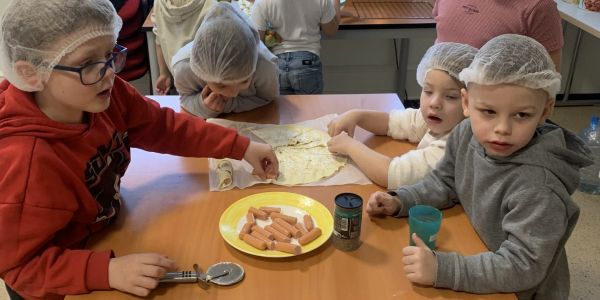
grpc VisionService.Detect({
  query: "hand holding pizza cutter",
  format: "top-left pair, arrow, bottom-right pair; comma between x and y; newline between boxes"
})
159,262 -> 244,288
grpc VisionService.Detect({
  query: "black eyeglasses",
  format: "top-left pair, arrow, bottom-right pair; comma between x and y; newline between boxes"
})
53,44 -> 127,85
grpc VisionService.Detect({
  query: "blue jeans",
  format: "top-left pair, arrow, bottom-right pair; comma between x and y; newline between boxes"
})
277,51 -> 323,95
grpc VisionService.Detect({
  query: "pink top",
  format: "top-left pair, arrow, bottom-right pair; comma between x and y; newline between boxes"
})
433,0 -> 563,53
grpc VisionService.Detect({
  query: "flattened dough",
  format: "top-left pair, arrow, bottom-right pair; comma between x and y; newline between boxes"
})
251,125 -> 346,185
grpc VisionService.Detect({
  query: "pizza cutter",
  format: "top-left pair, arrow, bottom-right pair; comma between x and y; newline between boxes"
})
159,262 -> 245,287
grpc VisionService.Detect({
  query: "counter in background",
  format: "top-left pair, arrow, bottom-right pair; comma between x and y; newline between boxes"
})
555,0 -> 600,103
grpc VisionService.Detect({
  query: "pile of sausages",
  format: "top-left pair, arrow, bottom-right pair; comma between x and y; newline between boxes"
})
238,206 -> 322,255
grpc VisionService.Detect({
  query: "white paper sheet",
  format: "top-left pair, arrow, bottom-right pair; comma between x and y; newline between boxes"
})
208,114 -> 372,191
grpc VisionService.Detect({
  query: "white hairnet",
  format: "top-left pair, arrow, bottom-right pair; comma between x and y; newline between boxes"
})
190,2 -> 259,84
0,0 -> 122,92
459,34 -> 561,97
416,42 -> 477,87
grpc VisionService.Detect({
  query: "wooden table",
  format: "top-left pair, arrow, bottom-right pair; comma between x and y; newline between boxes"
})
68,94 -> 515,300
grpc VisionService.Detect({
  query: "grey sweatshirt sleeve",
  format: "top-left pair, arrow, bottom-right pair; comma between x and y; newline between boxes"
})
172,53 -> 279,119
434,187 -> 569,293
391,123 -> 463,217
172,59 -> 219,118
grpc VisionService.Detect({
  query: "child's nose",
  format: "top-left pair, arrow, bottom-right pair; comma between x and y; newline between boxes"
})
494,119 -> 512,136
429,95 -> 442,109
104,65 -> 116,78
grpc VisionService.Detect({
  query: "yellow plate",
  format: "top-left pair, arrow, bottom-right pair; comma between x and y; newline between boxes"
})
219,192 -> 333,257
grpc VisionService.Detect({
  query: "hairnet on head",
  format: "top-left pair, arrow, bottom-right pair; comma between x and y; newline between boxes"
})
416,42 -> 477,87
0,0 -> 122,92
459,34 -> 561,97
190,2 -> 259,84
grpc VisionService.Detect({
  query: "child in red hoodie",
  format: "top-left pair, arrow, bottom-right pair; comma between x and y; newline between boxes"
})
0,0 -> 278,299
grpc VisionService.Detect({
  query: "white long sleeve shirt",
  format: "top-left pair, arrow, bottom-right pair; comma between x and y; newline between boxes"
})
386,108 -> 449,189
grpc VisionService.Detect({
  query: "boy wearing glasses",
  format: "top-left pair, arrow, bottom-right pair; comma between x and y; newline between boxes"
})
0,0 -> 278,298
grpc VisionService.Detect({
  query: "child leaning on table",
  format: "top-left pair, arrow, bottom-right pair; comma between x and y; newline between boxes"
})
152,0 -> 217,95
327,42 -> 477,189
0,0 -> 278,299
171,2 -> 279,119
366,34 -> 592,300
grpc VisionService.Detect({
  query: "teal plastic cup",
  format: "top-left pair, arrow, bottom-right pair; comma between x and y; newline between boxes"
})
408,205 -> 442,250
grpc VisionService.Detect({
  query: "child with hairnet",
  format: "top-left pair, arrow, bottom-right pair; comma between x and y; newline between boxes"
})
327,42 -> 476,189
250,0 -> 341,94
366,34 -> 591,299
0,0 -> 278,298
172,2 -> 279,119
152,0 -> 217,95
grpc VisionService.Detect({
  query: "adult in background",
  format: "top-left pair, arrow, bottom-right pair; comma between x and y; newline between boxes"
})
433,0 -> 563,70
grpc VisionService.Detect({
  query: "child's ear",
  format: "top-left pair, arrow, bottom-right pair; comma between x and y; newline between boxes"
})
461,87 -> 470,117
13,61 -> 44,90
540,96 -> 555,124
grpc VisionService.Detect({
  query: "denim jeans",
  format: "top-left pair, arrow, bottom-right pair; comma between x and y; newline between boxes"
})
276,51 -> 323,95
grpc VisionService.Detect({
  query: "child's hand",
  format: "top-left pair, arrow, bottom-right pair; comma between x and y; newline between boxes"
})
108,253 -> 177,297
327,131 -> 357,155
244,141 -> 279,180
402,233 -> 437,286
366,191 -> 400,216
264,30 -> 283,49
155,74 -> 172,95
327,110 -> 359,137
201,85 -> 229,112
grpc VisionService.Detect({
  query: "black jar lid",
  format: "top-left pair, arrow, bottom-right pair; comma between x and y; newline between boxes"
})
335,193 -> 363,209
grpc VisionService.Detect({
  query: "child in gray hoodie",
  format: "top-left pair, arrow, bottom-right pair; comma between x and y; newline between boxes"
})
366,34 -> 592,300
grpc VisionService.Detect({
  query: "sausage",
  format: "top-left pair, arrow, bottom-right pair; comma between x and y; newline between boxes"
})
246,212 -> 256,224
240,233 -> 267,250
270,221 -> 291,237
264,225 -> 291,242
251,225 -> 274,240
270,212 -> 297,225
298,228 -> 322,246
259,206 -> 281,215
294,223 -> 308,237
238,222 -> 253,239
249,207 -> 269,220
250,231 -> 275,250
303,214 -> 314,231
274,218 -> 301,238
274,241 -> 301,255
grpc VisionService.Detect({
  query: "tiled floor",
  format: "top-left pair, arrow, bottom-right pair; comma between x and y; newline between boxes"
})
551,106 -> 600,300
2,96 -> 599,299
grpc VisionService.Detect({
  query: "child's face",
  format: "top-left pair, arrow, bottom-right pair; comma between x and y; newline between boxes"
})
206,76 -> 252,98
462,83 -> 554,157
419,69 -> 465,136
34,36 -> 116,123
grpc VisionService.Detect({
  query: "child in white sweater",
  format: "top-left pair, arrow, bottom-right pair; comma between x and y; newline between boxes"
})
327,42 -> 476,189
